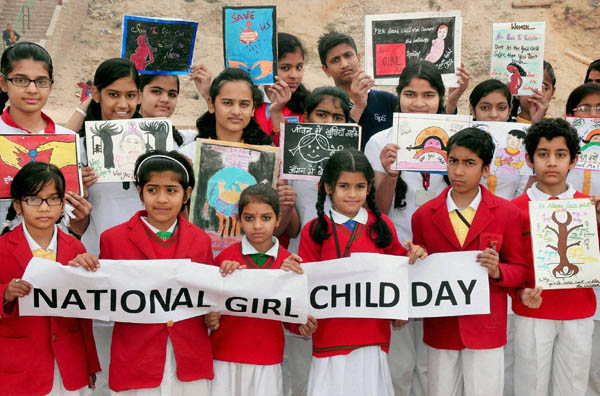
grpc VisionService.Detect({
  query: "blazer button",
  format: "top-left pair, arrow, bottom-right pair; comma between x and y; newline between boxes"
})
167,320 -> 174,328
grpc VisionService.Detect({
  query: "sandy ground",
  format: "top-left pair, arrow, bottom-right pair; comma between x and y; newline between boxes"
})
44,0 -> 600,129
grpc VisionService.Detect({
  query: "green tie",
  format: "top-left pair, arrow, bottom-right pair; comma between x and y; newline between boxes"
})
156,231 -> 173,241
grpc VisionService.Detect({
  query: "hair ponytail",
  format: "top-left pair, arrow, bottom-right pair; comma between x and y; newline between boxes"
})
309,181 -> 330,243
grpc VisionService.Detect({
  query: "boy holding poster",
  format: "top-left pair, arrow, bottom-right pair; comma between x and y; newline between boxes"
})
411,128 -> 529,396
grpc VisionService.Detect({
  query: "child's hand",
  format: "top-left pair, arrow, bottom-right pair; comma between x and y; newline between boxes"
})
277,179 -> 296,210
64,191 -> 92,223
527,88 -> 550,124
392,319 -> 409,328
590,196 -> 600,225
88,373 -> 96,389
69,253 -> 100,272
282,254 -> 303,274
405,240 -> 427,264
477,248 -> 501,280
204,312 -> 221,331
4,278 -> 32,303
380,144 -> 400,177
446,63 -> 470,114
298,315 -> 318,337
267,76 -> 292,113
520,286 -> 543,309
219,260 -> 246,277
190,64 -> 212,101
350,71 -> 374,110
80,166 -> 98,197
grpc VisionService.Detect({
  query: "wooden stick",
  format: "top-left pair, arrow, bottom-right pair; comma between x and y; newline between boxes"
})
512,0 -> 552,7
565,49 -> 593,66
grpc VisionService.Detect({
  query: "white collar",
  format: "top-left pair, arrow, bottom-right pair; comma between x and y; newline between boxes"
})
330,207 -> 368,225
141,217 -> 178,235
23,223 -> 57,253
241,235 -> 279,258
527,182 -> 576,201
446,186 -> 482,212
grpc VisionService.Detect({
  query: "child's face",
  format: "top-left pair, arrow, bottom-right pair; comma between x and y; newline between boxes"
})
526,137 -> 576,188
399,77 -> 440,114
447,146 -> 489,195
472,90 -> 510,122
208,80 -> 254,140
0,59 -> 52,116
92,76 -> 139,121
13,181 -> 63,236
322,43 -> 360,85
587,69 -> 600,85
240,201 -> 280,253
140,76 -> 178,118
307,96 -> 346,123
137,170 -> 190,230
278,49 -> 304,93
541,70 -> 555,104
572,93 -> 600,118
325,171 -> 369,218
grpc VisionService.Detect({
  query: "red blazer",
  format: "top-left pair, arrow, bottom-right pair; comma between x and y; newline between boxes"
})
100,211 -> 214,392
411,186 -> 528,350
0,225 -> 100,396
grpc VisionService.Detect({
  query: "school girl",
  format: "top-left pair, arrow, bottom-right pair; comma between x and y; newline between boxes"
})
0,162 -> 100,396
584,59 -> 600,84
510,60 -> 555,124
297,149 -> 426,396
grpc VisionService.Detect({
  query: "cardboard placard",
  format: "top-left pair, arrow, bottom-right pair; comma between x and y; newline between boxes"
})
473,121 -> 532,176
566,117 -> 600,171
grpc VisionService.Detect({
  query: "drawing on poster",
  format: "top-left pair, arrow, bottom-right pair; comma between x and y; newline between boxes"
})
121,15 -> 198,75
566,117 -> 600,171
222,6 -> 277,85
0,134 -> 82,199
280,123 -> 361,180
365,11 -> 461,87
530,199 -> 600,289
473,121 -> 532,176
190,139 -> 279,253
85,119 -> 173,182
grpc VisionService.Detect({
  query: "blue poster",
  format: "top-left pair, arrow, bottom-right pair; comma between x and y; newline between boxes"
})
222,6 -> 277,85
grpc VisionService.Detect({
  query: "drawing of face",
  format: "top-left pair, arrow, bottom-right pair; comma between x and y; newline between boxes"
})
399,77 -> 440,114
506,134 -> 523,150
438,26 -> 448,39
140,75 -> 179,118
295,134 -> 333,163
208,80 -> 254,140
507,64 -> 517,74
322,43 -> 360,85
137,35 -> 147,46
121,133 -> 145,156
277,49 -> 304,93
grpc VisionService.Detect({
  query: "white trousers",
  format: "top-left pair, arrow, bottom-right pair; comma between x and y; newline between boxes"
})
587,320 -> 600,396
90,323 -> 112,396
504,314 -> 515,396
282,330 -> 312,396
47,361 -> 89,396
513,315 -> 594,396
211,360 -> 282,396
388,319 -> 428,396
428,346 -> 504,396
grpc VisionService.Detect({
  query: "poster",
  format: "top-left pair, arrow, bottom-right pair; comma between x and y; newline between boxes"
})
530,198 -> 600,289
85,118 -> 174,183
392,113 -> 472,173
222,6 -> 277,85
0,134 -> 82,200
490,21 -> 545,96
473,121 -> 532,176
280,122 -> 361,181
365,11 -> 462,87
566,117 -> 600,171
190,139 -> 280,253
121,15 -> 198,75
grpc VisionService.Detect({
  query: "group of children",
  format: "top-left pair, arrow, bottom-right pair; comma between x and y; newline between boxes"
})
1,24 -> 600,396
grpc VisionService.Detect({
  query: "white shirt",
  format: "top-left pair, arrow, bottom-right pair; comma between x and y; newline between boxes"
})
329,207 -> 368,225
527,182 -> 576,201
141,216 -> 178,235
23,223 -> 57,254
241,235 -> 279,257
446,186 -> 482,212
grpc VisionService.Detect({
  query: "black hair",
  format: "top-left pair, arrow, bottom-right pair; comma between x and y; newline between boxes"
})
544,60 -> 556,88
138,74 -> 184,146
238,183 -> 280,218
510,60 -> 556,120
508,129 -> 527,140
566,83 -> 600,115
195,68 -> 272,145
317,31 -> 358,67
524,118 -> 580,162
469,79 -> 512,115
305,86 -> 351,121
278,32 -> 310,115
585,59 -> 600,84
310,149 -> 392,249
446,127 -> 495,167
1,42 -> 53,80
2,162 -> 65,235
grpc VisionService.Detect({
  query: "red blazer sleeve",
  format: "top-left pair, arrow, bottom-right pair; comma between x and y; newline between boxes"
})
411,210 -> 425,248
496,205 -> 528,288
298,220 -> 322,263
383,216 -> 408,256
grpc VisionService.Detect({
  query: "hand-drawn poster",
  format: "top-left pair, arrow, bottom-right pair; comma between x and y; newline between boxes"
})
85,119 -> 174,183
280,122 -> 361,181
365,11 -> 462,87
190,139 -> 280,253
530,199 -> 600,289
472,121 -> 532,176
566,117 -> 600,171
490,22 -> 545,96
222,6 -> 277,85
0,134 -> 82,200
392,113 -> 472,173
121,15 -> 198,75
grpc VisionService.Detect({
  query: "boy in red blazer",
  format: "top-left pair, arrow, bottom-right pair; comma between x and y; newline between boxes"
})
411,127 -> 528,396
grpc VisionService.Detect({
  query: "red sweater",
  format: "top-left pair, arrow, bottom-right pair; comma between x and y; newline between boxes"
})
511,192 -> 597,320
211,242 -> 292,365
298,210 -> 407,358
254,102 -> 303,147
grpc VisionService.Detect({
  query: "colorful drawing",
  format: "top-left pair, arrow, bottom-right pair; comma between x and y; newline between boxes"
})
506,62 -> 526,96
0,134 -> 82,200
222,6 -> 277,85
424,24 -> 448,64
566,117 -> 600,171
129,34 -> 154,70
190,139 -> 279,253
85,119 -> 173,183
530,199 -> 600,289
473,121 -> 532,176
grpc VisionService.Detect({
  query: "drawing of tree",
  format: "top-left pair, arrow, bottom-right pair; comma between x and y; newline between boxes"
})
90,122 -> 123,169
139,121 -> 169,150
545,211 -> 584,278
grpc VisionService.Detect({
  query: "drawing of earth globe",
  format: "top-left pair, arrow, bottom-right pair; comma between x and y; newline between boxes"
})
207,167 -> 256,217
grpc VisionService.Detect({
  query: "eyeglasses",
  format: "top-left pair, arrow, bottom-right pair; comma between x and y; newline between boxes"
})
573,106 -> 600,114
22,196 -> 63,206
4,76 -> 53,88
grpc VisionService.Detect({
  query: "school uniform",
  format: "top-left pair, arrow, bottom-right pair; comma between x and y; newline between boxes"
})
354,90 -> 398,150
411,185 -> 528,396
254,99 -> 303,147
99,210 -> 213,394
511,183 -> 596,396
298,207 -> 406,396
0,224 -> 100,396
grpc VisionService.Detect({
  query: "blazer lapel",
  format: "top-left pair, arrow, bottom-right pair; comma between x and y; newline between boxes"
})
9,226 -> 32,273
174,215 -> 192,260
56,229 -> 76,265
129,216 -> 158,259
462,188 -> 495,249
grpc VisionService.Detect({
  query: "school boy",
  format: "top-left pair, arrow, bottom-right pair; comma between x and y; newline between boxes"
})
411,127 -> 528,396
511,118 -> 600,396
